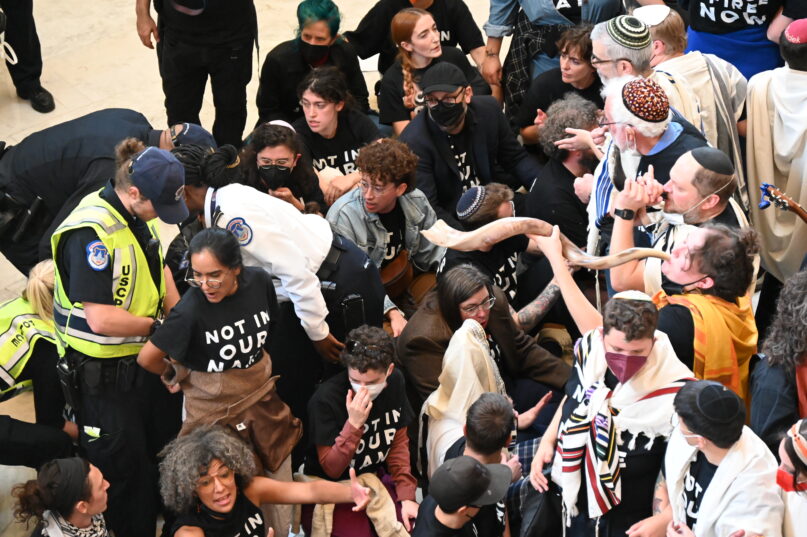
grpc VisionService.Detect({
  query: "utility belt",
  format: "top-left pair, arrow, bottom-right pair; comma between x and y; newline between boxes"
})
0,190 -> 46,241
57,351 -> 141,409
316,233 -> 347,282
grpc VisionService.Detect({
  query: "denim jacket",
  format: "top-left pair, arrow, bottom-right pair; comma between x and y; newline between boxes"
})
326,188 -> 446,313
484,0 -> 622,37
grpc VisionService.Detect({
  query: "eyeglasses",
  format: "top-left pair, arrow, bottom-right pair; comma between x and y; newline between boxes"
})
299,99 -> 331,111
590,56 -> 629,67
597,118 -> 624,128
186,276 -> 224,289
460,295 -> 496,315
424,86 -> 467,108
670,414 -> 701,439
197,466 -> 235,492
346,340 -> 390,358
359,180 -> 394,195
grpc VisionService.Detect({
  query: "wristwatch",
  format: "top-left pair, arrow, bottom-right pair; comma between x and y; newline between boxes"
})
614,208 -> 636,221
149,319 -> 162,336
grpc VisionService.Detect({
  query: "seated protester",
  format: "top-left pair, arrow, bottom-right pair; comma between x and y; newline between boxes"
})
779,419 -> 807,537
240,122 -> 326,214
255,0 -> 369,126
397,264 -> 570,430
539,223 -> 759,402
303,326 -> 419,535
137,229 -> 302,536
608,146 -> 752,295
439,184 -> 534,306
379,8 -> 490,135
514,24 -> 604,151
174,145 -> 386,465
661,381 -> 783,537
12,457 -> 110,537
633,5 -> 748,198
422,320 -> 547,476
159,425 -> 370,537
345,0 -> 486,76
412,456 -> 511,537
293,67 -> 381,206
399,63 -> 542,228
750,270 -> 807,455
1,261 -> 75,469
327,139 -> 445,335
587,73 -> 706,260
528,291 -> 694,537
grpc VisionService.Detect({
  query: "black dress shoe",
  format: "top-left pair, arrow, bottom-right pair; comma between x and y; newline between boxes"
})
18,86 -> 55,113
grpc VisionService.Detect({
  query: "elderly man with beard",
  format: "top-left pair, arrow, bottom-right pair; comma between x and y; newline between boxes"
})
398,62 -> 541,229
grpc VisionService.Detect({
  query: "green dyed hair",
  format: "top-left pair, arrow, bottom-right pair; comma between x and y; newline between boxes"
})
296,0 -> 341,39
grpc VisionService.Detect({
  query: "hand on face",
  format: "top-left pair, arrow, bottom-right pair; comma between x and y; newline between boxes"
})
346,385 -> 373,430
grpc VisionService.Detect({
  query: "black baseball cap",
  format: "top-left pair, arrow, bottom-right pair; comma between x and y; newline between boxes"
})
420,62 -> 469,94
171,123 -> 217,148
128,147 -> 189,224
429,456 -> 511,513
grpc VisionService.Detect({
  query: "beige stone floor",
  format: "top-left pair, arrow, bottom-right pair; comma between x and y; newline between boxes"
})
0,0 -> 493,534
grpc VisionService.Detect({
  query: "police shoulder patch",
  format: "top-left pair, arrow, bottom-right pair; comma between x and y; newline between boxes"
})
86,240 -> 109,271
226,217 -> 253,246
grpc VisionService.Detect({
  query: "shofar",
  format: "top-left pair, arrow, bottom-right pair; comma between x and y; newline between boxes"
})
421,217 -> 670,270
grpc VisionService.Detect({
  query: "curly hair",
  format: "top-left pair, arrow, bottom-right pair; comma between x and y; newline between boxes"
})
159,425 -> 257,514
341,325 -> 395,373
695,224 -> 759,303
539,93 -> 599,161
762,270 -> 807,376
602,297 -> 658,341
355,138 -> 418,191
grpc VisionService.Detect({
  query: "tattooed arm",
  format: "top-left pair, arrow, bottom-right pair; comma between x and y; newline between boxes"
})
653,472 -> 670,514
625,471 -> 672,537
510,281 -> 562,332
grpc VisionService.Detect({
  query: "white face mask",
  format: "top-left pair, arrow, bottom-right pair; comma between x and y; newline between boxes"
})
350,381 -> 387,401
661,211 -> 685,226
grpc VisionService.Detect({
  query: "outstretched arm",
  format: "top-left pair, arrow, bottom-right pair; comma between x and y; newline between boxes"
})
245,468 -> 370,511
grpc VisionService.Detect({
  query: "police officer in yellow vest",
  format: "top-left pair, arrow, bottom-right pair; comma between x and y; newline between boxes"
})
0,260 -> 76,468
51,139 -> 187,537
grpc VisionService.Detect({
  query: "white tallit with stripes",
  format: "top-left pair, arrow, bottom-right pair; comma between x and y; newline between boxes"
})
551,329 -> 694,524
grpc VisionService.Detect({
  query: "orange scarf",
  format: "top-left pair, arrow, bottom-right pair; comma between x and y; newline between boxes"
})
653,291 -> 757,401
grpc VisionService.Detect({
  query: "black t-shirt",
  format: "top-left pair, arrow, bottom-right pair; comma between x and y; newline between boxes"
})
150,267 -> 277,372
293,108 -> 381,175
682,451 -> 717,528
305,368 -> 414,480
527,159 -> 589,247
157,0 -> 257,45
447,127 -> 481,192
682,0 -> 785,34
377,202 -> 406,269
439,235 -> 528,304
412,495 -> 467,537
378,47 -> 490,125
443,438 -> 507,537
56,183 -> 162,307
345,0 -> 485,75
559,350 -> 669,532
171,490 -> 265,537
515,67 -> 603,131
554,0 -> 583,24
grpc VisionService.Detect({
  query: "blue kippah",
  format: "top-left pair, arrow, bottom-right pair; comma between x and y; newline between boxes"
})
456,187 -> 487,221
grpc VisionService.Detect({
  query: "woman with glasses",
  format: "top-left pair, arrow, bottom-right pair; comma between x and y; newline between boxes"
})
240,122 -> 326,214
137,227 -> 303,535
397,263 -> 571,434
255,0 -> 370,126
159,425 -> 370,537
378,8 -> 490,136
293,67 -> 381,206
303,325 -> 419,536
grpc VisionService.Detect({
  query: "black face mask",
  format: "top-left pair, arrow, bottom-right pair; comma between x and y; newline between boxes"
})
661,275 -> 707,296
428,101 -> 466,131
258,165 -> 292,190
299,40 -> 330,65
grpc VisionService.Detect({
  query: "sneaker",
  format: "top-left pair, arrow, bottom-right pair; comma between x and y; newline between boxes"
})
18,86 -> 55,113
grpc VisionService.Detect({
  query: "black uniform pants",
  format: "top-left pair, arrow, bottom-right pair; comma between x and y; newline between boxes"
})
73,354 -> 182,537
158,32 -> 253,147
268,236 -> 385,467
0,414 -> 73,468
0,0 -> 42,95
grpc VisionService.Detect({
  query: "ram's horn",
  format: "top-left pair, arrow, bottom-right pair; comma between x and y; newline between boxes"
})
421,217 -> 670,271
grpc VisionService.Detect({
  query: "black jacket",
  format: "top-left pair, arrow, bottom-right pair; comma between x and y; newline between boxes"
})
256,38 -> 370,126
399,96 -> 542,227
